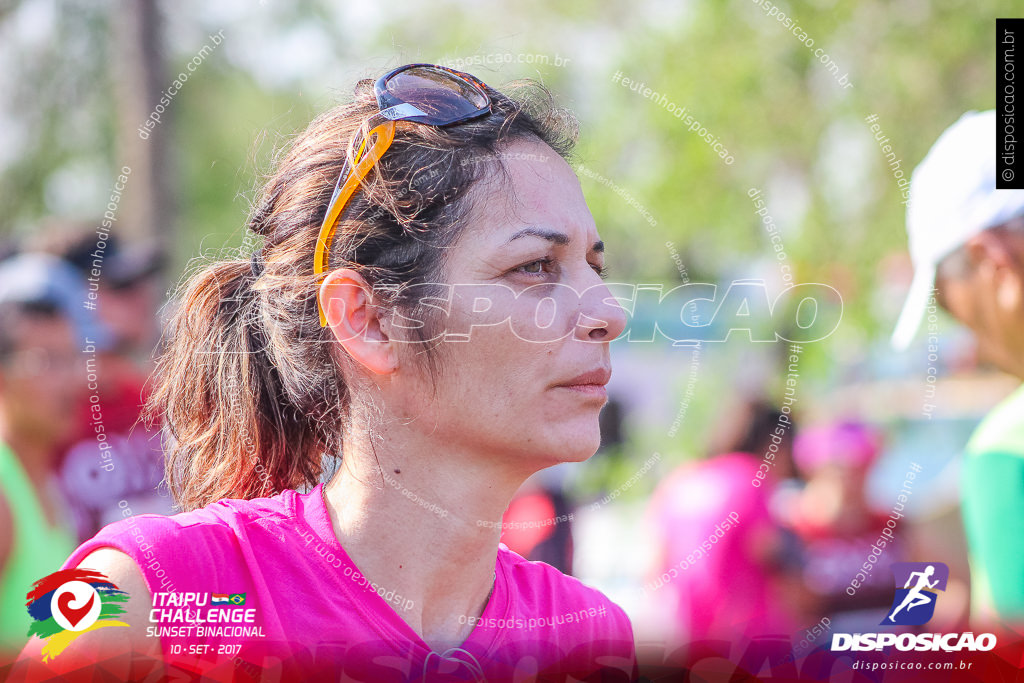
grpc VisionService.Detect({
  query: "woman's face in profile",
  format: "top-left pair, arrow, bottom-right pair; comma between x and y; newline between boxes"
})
394,137 -> 627,471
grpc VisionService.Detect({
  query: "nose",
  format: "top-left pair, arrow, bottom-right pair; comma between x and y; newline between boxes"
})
575,281 -> 627,342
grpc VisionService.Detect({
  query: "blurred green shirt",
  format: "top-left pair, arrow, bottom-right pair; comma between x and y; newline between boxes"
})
0,442 -> 76,653
962,384 -> 1024,623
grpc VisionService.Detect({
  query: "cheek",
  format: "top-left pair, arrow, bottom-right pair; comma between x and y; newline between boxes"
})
431,291 -> 572,417
464,327 -> 543,396
435,333 -> 549,430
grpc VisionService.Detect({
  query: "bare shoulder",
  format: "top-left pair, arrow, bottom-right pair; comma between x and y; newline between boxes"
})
16,548 -> 162,678
77,547 -> 157,643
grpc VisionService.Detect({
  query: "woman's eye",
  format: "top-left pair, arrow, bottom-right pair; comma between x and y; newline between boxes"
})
515,258 -> 552,276
512,258 -> 608,279
523,260 -> 544,273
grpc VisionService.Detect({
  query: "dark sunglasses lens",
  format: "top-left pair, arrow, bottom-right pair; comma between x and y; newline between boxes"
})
383,66 -> 488,124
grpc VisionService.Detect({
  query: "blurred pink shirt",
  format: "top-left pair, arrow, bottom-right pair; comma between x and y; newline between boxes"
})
60,484 -> 635,681
647,453 -> 796,645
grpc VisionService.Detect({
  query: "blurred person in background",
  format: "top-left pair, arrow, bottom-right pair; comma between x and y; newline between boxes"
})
892,110 -> 1024,627
0,254 -> 88,653
646,399 -> 805,655
29,222 -> 171,539
500,468 -> 575,574
789,421 -> 905,634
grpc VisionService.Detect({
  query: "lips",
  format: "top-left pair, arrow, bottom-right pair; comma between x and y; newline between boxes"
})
554,366 -> 611,390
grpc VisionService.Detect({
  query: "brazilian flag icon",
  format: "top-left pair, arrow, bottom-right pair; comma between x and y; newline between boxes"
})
229,593 -> 246,606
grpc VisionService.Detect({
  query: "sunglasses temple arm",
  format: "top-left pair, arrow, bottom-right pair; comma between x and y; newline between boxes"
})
314,119 -> 397,326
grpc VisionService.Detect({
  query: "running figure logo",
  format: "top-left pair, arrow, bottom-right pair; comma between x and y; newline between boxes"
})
882,562 -> 949,626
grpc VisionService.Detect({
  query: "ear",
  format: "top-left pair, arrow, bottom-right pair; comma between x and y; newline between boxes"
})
319,269 -> 398,375
967,231 -> 1024,311
966,230 -> 1014,272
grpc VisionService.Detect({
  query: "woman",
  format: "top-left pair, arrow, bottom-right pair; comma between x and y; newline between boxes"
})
24,64 -> 635,681
645,401 -> 802,653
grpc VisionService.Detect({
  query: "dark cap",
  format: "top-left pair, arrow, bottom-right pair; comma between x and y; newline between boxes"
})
60,234 -> 166,290
0,253 -> 114,347
30,220 -> 166,290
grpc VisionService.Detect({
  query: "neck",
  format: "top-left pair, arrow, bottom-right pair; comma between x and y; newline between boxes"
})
322,414 -> 534,652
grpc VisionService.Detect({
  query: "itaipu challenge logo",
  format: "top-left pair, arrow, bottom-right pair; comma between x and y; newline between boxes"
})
25,568 -> 130,660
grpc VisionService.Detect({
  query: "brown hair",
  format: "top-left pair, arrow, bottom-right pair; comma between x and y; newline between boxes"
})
145,74 -> 578,510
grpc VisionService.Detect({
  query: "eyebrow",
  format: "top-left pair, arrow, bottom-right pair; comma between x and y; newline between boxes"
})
504,227 -> 604,253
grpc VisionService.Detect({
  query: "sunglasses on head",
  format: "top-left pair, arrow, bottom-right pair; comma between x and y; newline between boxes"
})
314,63 -> 493,326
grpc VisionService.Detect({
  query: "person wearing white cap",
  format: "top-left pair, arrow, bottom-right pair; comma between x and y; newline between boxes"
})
0,255 -> 87,652
895,109 -> 1024,625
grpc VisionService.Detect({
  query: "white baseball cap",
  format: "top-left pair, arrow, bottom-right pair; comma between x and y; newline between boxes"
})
892,110 -> 1024,350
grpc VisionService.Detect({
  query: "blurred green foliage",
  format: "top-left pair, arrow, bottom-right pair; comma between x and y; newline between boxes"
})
0,0 -> 1003,486
1,0 -> 998,309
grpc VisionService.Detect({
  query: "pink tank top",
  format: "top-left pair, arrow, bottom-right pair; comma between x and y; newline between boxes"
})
61,484 -> 635,681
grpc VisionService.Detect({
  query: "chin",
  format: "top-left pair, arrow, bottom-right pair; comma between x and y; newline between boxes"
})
548,425 -> 603,464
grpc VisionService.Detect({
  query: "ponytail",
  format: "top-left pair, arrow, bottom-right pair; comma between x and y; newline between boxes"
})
147,260 -> 335,510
